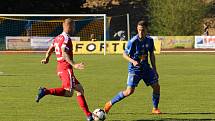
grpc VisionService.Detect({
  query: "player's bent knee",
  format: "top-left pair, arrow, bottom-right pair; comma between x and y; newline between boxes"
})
64,90 -> 74,97
124,89 -> 135,96
74,84 -> 85,96
129,89 -> 135,95
76,88 -> 84,96
151,83 -> 160,93
76,91 -> 84,96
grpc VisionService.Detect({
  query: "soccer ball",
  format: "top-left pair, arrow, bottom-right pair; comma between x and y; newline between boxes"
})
92,108 -> 106,121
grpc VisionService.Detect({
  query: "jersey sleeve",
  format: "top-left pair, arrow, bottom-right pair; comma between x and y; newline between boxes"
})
124,40 -> 133,55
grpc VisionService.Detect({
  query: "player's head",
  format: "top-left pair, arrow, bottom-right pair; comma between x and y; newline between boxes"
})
63,18 -> 75,35
137,20 -> 148,38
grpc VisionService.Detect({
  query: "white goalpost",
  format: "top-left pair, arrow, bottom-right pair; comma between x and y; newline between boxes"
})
0,14 -> 107,55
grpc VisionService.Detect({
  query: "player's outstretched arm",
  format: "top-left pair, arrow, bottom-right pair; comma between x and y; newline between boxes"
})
61,45 -> 85,70
123,52 -> 139,66
41,46 -> 55,64
150,51 -> 159,78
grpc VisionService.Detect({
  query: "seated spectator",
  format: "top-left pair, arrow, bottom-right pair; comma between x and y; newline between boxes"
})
90,34 -> 97,41
114,30 -> 126,41
203,23 -> 209,36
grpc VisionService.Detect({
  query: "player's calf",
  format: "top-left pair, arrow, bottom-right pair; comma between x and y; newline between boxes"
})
123,88 -> 135,96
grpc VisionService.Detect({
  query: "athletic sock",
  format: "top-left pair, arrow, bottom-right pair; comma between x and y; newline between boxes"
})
152,93 -> 160,109
111,91 -> 125,105
77,95 -> 91,117
45,88 -> 65,96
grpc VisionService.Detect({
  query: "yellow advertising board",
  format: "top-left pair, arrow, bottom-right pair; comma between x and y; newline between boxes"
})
106,41 -> 127,54
159,36 -> 194,49
72,41 -> 102,54
72,40 -> 161,54
153,37 -> 161,54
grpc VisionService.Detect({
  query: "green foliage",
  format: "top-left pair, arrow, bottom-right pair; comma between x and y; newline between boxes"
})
0,54 -> 215,120
148,0 -> 207,35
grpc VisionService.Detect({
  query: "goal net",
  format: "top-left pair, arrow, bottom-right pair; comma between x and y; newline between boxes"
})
0,14 -> 106,52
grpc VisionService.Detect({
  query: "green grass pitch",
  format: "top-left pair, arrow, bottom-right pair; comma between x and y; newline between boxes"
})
0,53 -> 215,121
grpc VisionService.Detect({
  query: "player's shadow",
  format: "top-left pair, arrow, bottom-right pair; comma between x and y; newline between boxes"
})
0,74 -> 31,76
111,112 -> 215,115
0,74 -> 17,76
134,118 -> 215,121
133,112 -> 215,121
0,85 -> 20,87
109,112 -> 215,121
162,112 -> 215,115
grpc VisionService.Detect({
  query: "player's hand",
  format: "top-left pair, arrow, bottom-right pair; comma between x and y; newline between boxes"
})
41,58 -> 49,64
73,62 -> 85,70
132,60 -> 139,67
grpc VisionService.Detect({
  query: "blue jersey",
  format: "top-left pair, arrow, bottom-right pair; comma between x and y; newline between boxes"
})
124,35 -> 155,73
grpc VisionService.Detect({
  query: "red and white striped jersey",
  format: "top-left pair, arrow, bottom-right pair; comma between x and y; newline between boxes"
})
51,32 -> 73,63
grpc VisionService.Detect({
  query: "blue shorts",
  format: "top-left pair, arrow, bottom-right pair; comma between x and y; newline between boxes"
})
127,69 -> 158,87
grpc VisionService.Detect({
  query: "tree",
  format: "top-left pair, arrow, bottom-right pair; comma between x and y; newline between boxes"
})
148,0 -> 207,35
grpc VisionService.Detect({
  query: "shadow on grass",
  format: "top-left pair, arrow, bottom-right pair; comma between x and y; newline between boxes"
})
0,74 -> 17,76
109,119 -> 214,121
0,74 -> 32,77
110,112 -> 215,115
134,118 -> 215,121
0,74 -> 31,76
162,112 -> 215,115
0,85 -> 20,87
109,119 -> 215,121
109,112 -> 215,121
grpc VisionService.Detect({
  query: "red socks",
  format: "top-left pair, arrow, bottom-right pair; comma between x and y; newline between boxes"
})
44,88 -> 91,117
77,95 -> 91,117
45,88 -> 65,96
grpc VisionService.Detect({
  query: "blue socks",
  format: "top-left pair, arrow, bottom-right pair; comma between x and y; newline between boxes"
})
111,91 -> 125,105
110,91 -> 160,108
152,93 -> 160,108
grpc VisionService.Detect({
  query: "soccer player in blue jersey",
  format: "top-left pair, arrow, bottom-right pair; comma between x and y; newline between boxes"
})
104,20 -> 161,114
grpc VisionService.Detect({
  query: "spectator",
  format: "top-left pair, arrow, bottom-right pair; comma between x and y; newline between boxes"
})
90,34 -> 97,41
114,30 -> 126,41
203,23 -> 209,36
25,21 -> 32,36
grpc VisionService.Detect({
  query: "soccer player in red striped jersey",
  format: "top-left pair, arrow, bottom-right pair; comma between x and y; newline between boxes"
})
36,18 -> 94,121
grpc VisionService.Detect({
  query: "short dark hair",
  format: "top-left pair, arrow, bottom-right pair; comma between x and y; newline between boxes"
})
137,20 -> 147,27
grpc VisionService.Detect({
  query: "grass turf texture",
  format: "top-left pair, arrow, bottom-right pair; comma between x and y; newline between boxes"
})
0,54 -> 215,121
